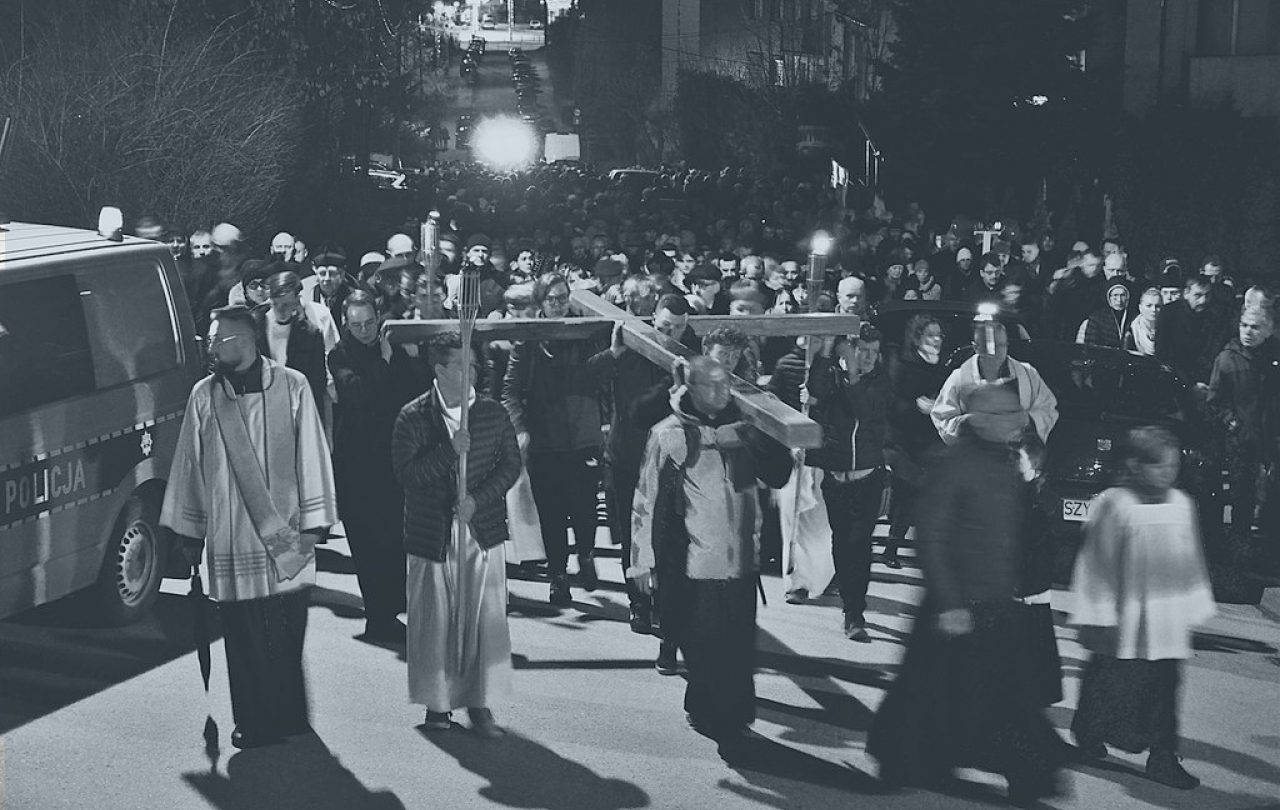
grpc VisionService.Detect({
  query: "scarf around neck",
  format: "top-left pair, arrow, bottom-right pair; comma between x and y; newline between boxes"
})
211,361 -> 308,581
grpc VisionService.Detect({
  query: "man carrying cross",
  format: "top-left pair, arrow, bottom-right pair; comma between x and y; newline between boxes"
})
629,355 -> 792,754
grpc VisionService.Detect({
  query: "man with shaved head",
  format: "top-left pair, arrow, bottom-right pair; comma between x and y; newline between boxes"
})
629,352 -> 791,759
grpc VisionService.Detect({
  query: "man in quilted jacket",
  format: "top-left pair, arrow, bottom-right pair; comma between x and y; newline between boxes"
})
392,333 -> 522,738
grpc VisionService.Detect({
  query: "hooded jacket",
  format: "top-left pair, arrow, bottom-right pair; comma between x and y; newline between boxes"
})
804,352 -> 891,472
1207,336 -> 1280,460
1078,289 -> 1133,349
630,394 -> 791,589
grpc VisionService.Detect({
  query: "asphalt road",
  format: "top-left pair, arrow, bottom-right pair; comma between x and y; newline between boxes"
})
436,38 -> 566,165
3,525 -> 1279,810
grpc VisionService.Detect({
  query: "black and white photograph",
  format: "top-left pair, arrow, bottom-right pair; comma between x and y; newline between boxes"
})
1,1 -> 1279,808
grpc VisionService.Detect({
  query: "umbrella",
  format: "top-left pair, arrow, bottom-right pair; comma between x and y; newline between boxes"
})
190,565 -> 221,767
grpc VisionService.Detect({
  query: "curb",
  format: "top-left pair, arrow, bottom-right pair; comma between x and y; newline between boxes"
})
1261,586 -> 1280,624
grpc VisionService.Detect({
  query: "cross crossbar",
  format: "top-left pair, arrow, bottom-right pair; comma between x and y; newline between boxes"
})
569,290 -> 824,449
382,312 -> 860,344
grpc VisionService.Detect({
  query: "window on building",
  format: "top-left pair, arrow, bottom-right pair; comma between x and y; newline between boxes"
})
0,276 -> 96,418
1199,0 -> 1280,55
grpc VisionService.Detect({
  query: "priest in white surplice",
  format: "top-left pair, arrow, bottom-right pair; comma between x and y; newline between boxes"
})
392,333 -> 522,738
161,305 -> 338,750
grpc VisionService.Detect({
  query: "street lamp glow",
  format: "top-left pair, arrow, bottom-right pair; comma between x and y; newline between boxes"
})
811,231 -> 833,256
471,116 -> 538,170
976,301 -> 1000,321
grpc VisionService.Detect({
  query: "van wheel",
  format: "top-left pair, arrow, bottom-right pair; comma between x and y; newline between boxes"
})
90,493 -> 168,626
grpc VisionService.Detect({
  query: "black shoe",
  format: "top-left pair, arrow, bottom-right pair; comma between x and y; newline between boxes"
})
422,711 -> 452,731
1071,732 -> 1108,762
549,574 -> 572,606
364,618 -> 407,643
843,614 -> 871,642
716,727 -> 756,764
230,726 -> 281,750
881,549 -> 903,569
1007,773 -> 1063,806
655,643 -> 679,676
578,557 -> 599,590
629,606 -> 653,635
1146,750 -> 1200,789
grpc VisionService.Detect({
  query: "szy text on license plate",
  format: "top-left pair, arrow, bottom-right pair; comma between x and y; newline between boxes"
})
1062,498 -> 1094,522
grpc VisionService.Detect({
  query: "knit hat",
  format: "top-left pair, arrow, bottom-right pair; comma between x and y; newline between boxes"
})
593,257 -> 624,279
311,251 -> 346,270
386,233 -> 415,256
465,232 -> 492,251
211,222 -> 242,249
239,259 -> 273,286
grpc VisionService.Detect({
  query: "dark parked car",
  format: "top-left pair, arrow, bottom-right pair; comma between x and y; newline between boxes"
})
946,340 -> 1227,582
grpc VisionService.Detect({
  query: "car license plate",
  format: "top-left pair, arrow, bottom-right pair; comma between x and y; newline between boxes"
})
1062,498 -> 1094,522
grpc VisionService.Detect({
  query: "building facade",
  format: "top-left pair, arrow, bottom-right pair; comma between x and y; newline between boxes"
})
1125,0 -> 1280,117
659,0 -> 893,103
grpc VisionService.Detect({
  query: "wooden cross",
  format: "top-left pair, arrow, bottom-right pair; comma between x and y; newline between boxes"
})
383,292 -> 861,449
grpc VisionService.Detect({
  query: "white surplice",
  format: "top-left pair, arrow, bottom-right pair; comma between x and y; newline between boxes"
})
160,360 -> 338,602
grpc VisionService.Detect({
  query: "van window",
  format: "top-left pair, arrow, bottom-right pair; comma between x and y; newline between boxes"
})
78,260 -> 180,388
0,275 -> 97,417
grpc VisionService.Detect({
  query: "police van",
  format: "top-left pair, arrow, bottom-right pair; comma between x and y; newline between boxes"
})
0,208 -> 201,623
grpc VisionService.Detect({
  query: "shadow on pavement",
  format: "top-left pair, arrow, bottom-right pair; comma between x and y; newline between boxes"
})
184,733 -> 405,810
511,652 -> 655,671
715,734 -> 885,808
0,590 -> 215,734
422,727 -> 648,809
1191,630 -> 1278,655
316,547 -> 358,575
1066,755 -> 1280,810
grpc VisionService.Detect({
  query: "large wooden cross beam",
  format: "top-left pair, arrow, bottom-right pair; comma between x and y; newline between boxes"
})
383,312 -> 861,343
569,291 -> 829,448
381,295 -> 862,448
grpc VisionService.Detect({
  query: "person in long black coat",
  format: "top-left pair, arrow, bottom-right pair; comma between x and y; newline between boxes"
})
327,291 -> 428,640
868,383 -> 1062,804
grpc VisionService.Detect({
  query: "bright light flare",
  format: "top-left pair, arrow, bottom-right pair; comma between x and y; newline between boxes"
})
811,231 -> 833,256
472,116 -> 538,169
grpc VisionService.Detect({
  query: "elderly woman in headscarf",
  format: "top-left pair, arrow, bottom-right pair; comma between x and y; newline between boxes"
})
1077,283 -> 1132,348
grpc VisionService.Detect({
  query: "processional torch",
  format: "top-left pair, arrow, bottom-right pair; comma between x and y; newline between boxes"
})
782,231 -> 833,602
420,211 -> 444,319
455,265 -> 481,544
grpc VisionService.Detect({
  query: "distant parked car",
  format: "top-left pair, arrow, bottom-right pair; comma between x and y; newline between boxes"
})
529,18 -> 543,29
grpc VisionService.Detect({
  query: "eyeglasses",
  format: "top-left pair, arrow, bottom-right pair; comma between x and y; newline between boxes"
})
246,280 -> 268,290
348,319 -> 379,331
543,293 -> 570,304
209,334 -> 247,348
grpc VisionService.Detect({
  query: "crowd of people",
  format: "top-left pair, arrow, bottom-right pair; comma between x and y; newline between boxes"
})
138,160 -> 1279,803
